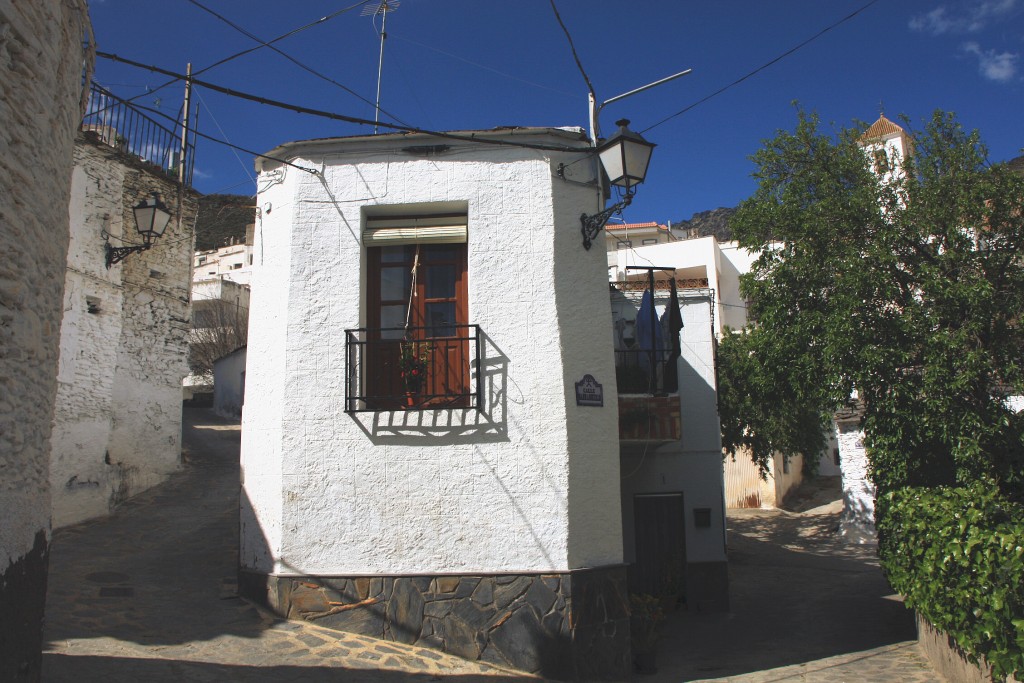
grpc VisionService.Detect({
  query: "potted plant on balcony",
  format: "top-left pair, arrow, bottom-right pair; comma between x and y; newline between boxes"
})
399,340 -> 431,406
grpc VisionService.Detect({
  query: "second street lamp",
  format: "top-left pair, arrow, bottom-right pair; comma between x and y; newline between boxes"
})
581,119 -> 656,250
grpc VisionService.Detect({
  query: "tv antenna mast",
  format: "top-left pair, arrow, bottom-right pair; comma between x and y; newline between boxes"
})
362,0 -> 400,134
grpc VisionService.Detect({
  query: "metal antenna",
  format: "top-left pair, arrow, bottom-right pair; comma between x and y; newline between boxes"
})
362,0 -> 400,134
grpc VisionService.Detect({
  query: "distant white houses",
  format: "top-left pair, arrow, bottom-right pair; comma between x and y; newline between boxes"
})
193,230 -> 255,285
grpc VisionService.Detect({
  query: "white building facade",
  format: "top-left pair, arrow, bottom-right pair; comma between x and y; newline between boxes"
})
239,127 -> 629,679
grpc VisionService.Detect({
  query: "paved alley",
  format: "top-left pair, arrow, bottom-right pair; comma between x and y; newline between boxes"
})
42,407 -> 526,682
42,408 -> 942,682
652,481 -> 941,682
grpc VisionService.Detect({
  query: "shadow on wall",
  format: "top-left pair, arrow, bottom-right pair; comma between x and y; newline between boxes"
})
350,331 -> 510,445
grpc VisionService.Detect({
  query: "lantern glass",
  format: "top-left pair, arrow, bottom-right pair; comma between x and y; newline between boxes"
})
597,119 -> 655,191
133,194 -> 172,241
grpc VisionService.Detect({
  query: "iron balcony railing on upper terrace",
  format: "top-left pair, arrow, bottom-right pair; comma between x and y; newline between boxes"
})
345,325 -> 482,412
80,82 -> 196,187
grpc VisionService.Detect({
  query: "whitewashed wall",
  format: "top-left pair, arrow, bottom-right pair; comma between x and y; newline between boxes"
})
0,0 -> 90,676
836,420 -> 876,542
241,130 -> 622,576
620,294 -> 728,566
213,347 -> 246,418
50,138 -> 196,528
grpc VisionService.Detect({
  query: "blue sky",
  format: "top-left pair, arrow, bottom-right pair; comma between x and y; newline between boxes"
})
89,0 -> 1023,223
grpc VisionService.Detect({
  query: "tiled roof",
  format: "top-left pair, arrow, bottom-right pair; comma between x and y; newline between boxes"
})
861,114 -> 904,141
606,222 -> 664,232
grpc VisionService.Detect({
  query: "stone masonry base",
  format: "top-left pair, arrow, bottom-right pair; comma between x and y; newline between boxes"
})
239,565 -> 631,681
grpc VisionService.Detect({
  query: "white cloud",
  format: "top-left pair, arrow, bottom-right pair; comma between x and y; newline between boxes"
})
910,0 -> 1018,34
962,41 -> 1020,81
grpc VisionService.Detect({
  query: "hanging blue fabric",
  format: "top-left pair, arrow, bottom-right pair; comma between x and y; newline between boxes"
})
635,289 -> 664,363
660,279 -> 684,392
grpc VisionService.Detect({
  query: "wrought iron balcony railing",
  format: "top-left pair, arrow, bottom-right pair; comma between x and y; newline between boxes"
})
615,349 -> 671,395
81,82 -> 196,187
345,325 -> 482,412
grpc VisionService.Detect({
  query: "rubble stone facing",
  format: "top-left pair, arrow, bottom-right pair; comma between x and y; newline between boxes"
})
0,0 -> 90,679
241,565 -> 631,681
51,136 -> 198,528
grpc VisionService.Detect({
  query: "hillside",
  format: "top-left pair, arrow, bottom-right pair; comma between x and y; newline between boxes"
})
194,193 -> 256,251
672,207 -> 736,242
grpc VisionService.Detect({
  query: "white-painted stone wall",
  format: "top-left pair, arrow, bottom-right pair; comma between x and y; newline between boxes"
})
0,0 -> 91,674
836,420 -> 876,542
241,129 -> 622,576
213,347 -> 246,418
50,137 -> 197,528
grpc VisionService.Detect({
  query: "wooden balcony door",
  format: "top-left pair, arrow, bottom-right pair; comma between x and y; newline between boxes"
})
367,243 -> 468,407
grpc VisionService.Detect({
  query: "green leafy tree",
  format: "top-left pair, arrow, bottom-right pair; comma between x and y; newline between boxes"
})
721,109 -> 1024,499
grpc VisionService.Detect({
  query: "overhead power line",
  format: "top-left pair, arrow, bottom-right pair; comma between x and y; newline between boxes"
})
97,52 -> 592,154
548,0 -> 595,100
120,0 -> 376,108
641,0 -> 883,134
183,0 -> 412,127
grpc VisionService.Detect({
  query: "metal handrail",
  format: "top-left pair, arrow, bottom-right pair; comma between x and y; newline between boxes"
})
344,324 -> 482,412
80,82 -> 195,187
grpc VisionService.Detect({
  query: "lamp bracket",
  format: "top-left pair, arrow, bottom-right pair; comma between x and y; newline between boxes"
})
580,193 -> 633,250
105,241 -> 152,269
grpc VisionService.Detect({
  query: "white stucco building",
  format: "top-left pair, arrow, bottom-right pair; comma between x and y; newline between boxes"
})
609,236 -> 815,509
239,126 -> 630,679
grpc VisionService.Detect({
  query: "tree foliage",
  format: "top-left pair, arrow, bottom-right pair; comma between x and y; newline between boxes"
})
721,109 -> 1024,499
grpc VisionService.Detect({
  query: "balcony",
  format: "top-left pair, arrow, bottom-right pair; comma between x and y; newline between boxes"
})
345,325 -> 482,412
616,351 -> 681,442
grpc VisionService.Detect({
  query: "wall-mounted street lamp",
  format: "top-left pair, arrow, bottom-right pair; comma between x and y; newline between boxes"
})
580,119 -> 655,250
105,193 -> 172,268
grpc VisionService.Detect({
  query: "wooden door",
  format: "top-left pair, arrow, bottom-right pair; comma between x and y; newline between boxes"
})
633,493 -> 687,601
367,243 -> 468,407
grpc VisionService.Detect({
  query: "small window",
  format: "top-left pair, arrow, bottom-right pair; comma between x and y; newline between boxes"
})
197,256 -> 207,265
86,296 -> 101,314
231,263 -> 242,270
782,457 -> 791,475
249,255 -> 253,265
617,240 -> 632,250
642,238 -> 658,246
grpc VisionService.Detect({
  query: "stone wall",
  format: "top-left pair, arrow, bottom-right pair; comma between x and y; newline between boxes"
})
0,1 -> 91,678
836,418 -> 876,542
240,566 -> 631,681
50,136 -> 197,528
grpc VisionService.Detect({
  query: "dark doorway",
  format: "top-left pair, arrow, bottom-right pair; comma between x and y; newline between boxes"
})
633,493 -> 687,601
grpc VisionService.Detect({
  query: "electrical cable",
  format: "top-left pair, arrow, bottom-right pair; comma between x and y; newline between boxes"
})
183,0 -> 413,127
642,0 -> 883,134
124,98 -> 320,175
391,33 -> 576,99
548,0 -> 596,101
112,0 -> 374,111
195,90 -> 256,185
97,52 -> 593,154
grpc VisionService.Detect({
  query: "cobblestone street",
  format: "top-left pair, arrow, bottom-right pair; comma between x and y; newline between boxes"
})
42,409 -> 942,681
